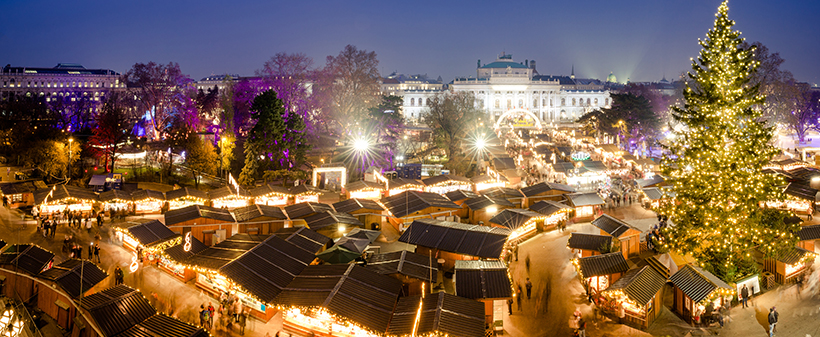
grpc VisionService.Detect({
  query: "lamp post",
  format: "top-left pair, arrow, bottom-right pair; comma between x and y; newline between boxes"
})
68,137 -> 73,179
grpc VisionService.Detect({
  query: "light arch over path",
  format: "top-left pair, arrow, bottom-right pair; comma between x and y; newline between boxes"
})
493,108 -> 543,130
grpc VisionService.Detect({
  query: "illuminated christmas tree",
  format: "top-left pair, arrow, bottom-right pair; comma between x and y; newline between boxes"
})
658,0 -> 800,282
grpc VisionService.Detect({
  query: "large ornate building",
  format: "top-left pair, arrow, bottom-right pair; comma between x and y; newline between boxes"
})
450,53 -> 611,126
380,73 -> 445,122
0,63 -> 124,103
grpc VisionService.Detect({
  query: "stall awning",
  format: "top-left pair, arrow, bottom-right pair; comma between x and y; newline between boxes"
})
489,208 -> 543,230
284,202 -> 334,220
272,227 -> 331,254
277,264 -> 403,334
669,264 -> 732,303
381,191 -> 460,218
38,259 -> 108,298
591,214 -> 638,238
567,192 -> 606,207
164,236 -> 208,263
795,224 -> 820,241
208,185 -> 252,200
219,235 -> 316,304
130,189 -> 165,201
126,220 -> 179,248
34,185 -> 99,205
775,247 -> 814,265
81,285 -> 157,337
422,174 -> 472,187
99,189 -> 132,203
576,252 -> 629,279
604,265 -> 667,306
289,184 -> 322,196
0,244 -> 54,276
387,292 -> 485,337
454,260 -> 511,300
529,200 -> 573,216
366,250 -> 438,282
183,234 -> 268,271
399,219 -> 511,259
332,198 -> 385,213
567,233 -> 613,252
249,183 -> 292,198
164,204 -> 235,226
520,182 -> 576,197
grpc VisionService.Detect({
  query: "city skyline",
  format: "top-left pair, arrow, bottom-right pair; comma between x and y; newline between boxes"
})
1,0 -> 819,84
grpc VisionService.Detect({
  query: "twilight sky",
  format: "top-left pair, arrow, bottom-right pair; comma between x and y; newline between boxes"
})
1,0 -> 818,85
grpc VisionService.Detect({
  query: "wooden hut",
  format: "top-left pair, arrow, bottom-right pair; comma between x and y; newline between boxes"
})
528,200 -> 574,231
160,236 -> 207,282
488,208 -> 545,243
37,259 -> 108,330
795,224 -> 820,252
591,214 -> 642,258
464,195 -> 515,226
519,182 -> 576,208
163,204 -> 235,246
481,186 -> 525,208
344,180 -> 386,200
284,201 -> 334,227
386,177 -> 425,196
289,184 -> 322,204
574,252 -> 629,299
601,263 -> 668,330
566,192 -> 606,220
208,185 -> 252,209
271,226 -> 331,254
387,292 -> 485,337
669,264 -> 733,325
0,179 -> 46,208
381,190 -> 461,231
112,219 -> 181,258
232,204 -> 288,235
764,247 -> 816,285
423,174 -> 473,195
567,233 -> 614,258
454,260 -> 513,325
250,182 -> 291,206
164,187 -> 209,210
332,198 -> 385,231
367,250 -> 438,296
399,219 -> 511,272
472,174 -> 509,192
130,189 -> 165,214
444,189 -> 479,219
98,190 -> 132,213
304,210 -> 364,239
33,185 -> 99,215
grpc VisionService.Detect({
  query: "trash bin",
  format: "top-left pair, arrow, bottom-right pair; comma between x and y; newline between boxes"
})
762,271 -> 775,290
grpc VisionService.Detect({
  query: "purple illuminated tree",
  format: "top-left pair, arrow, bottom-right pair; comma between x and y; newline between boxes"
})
257,53 -> 319,137
123,62 -> 194,140
47,91 -> 100,132
231,77 -> 268,135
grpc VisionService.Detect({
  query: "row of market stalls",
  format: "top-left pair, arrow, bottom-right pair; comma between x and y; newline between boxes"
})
342,171 -> 511,201
0,243 -> 207,337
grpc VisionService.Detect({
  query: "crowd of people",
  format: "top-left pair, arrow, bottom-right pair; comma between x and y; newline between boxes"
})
198,293 -> 250,334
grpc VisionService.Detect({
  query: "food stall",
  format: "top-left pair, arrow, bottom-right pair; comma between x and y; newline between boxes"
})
99,190 -> 132,212
574,252 -> 629,300
33,185 -> 98,216
600,265 -> 668,330
764,247 -> 816,285
385,178 -> 425,197
130,189 -> 165,214
344,180 -> 385,200
290,184 -> 321,204
423,174 -> 473,195
529,200 -> 574,231
566,192 -> 606,221
165,187 -> 209,210
466,196 -> 515,226
160,235 -> 207,282
0,179 -> 47,209
669,264 -> 734,325
250,183 -> 291,206
208,185 -> 252,209
112,220 -> 182,261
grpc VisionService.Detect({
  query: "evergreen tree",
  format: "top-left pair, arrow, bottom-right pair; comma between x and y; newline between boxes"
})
658,1 -> 800,282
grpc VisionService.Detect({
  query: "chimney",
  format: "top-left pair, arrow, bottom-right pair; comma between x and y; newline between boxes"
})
477,59 -> 481,68
525,60 -> 529,67
529,60 -> 537,72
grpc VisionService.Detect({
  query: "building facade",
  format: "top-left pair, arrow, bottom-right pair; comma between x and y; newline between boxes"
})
380,73 -> 445,123
450,53 -> 611,126
0,63 -> 124,103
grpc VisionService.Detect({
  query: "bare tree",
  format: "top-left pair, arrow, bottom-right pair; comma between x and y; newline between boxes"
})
423,91 -> 483,163
317,45 -> 381,136
123,62 -> 194,140
257,52 -> 319,136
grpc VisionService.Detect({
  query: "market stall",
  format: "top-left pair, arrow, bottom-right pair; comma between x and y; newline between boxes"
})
472,169 -> 510,192
208,185 -> 252,209
528,200 -> 574,231
160,235 -> 207,282
444,190 -> 479,219
164,204 -> 235,246
366,250 -> 438,296
574,252 -> 629,300
423,174 -> 473,195
284,201 -> 334,227
0,179 -> 47,209
271,226 -> 331,254
385,177 -> 425,196
591,214 -> 642,258
381,191 -> 462,232
481,186 -> 525,208
398,219 -> 511,272
250,182 -> 291,207
165,187 -> 209,210
600,265 -> 668,330
386,292 -> 485,337
113,220 -> 182,261
33,185 -> 99,215
290,184 -> 322,204
764,247 -> 816,285
489,208 -> 545,244
566,192 -> 606,221
277,264 -> 403,337
130,189 -> 165,214
344,180 -> 385,200
519,181 -> 576,208
796,224 -> 820,252
669,264 -> 734,325
466,195 -> 515,226
567,233 -> 614,258
233,204 -> 288,235
332,198 -> 386,231
99,189 -> 132,213
304,210 -> 364,239
454,260 -> 513,325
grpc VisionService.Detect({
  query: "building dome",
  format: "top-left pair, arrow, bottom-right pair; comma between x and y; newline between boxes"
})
606,72 -> 617,83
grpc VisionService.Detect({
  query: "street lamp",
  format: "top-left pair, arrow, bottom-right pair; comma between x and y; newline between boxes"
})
68,138 -> 73,179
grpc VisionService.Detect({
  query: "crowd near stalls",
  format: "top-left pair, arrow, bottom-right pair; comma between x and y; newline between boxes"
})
208,185 -> 252,209
250,182 -> 292,206
33,185 -> 98,215
0,179 -> 47,208
165,187 -> 209,210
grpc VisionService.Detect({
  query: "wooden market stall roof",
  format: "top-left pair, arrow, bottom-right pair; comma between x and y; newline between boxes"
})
388,177 -> 425,190
641,187 -> 664,200
784,182 -> 820,202
249,182 -> 292,198
464,195 -> 514,211
489,208 -> 544,230
129,189 -> 165,201
344,180 -> 385,192
366,250 -> 439,283
289,184 -> 322,196
481,186 -> 524,199
182,233 -> 269,271
422,174 -> 472,187
81,284 -> 157,337
284,202 -> 334,220
34,184 -> 99,204
529,200 -> 573,216
774,247 -> 815,264
381,190 -> 460,218
232,204 -> 287,222
276,264 -> 404,334
399,219 -> 511,259
219,235 -> 317,304
332,198 -> 385,213
164,186 -> 209,201
669,264 -> 732,303
566,192 -> 606,207
0,244 -> 55,276
164,204 -> 235,226
796,224 -> 820,241
520,182 -> 576,197
208,185 -> 253,200
387,292 -> 485,337
304,211 -> 364,231
454,260 -> 512,300
576,252 -> 629,279
591,214 -> 640,238
99,189 -> 133,203
444,190 -> 479,203
636,175 -> 666,188
0,179 -> 46,195
125,220 -> 179,247
116,313 -> 209,337
38,259 -> 108,298
604,264 -> 667,306
567,233 -> 613,252
272,227 -> 331,254
163,236 -> 208,263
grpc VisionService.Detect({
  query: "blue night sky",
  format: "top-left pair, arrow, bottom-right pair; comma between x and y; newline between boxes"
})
1,0 -> 818,84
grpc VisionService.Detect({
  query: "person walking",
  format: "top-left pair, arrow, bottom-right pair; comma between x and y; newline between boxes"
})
513,245 -> 519,262
516,285 -> 522,311
768,306 -> 778,337
114,266 -> 124,285
208,302 -> 215,328
740,284 -> 749,308
577,317 -> 586,337
200,305 -> 210,330
507,298 -> 513,315
238,309 -> 248,335
525,278 -> 532,300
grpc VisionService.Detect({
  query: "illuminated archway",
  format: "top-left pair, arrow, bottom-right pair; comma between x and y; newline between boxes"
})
312,167 -> 347,188
493,108 -> 543,130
